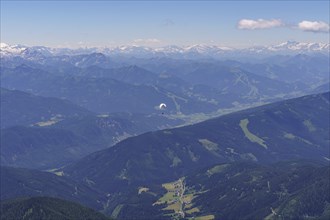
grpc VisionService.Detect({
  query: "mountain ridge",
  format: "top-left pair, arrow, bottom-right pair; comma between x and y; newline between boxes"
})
0,87 -> 92,128
62,92 -> 330,194
1,41 -> 329,58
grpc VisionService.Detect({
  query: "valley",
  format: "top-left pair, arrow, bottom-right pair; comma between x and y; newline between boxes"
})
1,38 -> 329,219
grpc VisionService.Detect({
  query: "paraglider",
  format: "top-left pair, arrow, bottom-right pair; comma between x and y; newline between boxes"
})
159,103 -> 167,114
159,103 -> 167,110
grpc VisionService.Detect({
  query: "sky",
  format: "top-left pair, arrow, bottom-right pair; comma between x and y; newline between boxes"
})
1,0 -> 329,48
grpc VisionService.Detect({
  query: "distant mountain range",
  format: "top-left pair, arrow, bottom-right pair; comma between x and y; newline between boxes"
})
0,66 -> 221,114
2,55 -> 327,118
1,41 -> 329,59
1,42 -> 328,111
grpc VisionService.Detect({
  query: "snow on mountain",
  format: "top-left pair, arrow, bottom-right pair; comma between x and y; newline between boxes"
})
154,45 -> 184,54
183,44 -> 232,53
0,43 -> 27,56
267,41 -> 329,52
0,43 -> 8,48
1,41 -> 329,59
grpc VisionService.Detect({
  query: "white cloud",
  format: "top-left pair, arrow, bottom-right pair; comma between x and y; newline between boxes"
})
298,21 -> 329,33
237,19 -> 283,30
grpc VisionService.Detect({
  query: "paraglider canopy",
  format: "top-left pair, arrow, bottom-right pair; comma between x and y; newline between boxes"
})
159,103 -> 167,114
159,103 -> 167,110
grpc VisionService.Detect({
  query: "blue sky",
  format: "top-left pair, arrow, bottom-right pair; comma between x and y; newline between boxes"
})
1,1 -> 329,48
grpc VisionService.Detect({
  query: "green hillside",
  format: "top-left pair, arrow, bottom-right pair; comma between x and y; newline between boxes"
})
117,161 -> 329,220
182,161 -> 330,220
0,87 -> 92,128
1,113 -> 183,170
1,127 -> 89,169
63,92 -> 329,193
0,166 -> 104,210
0,197 -> 111,220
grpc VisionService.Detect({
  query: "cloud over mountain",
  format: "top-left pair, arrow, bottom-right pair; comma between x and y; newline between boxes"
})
298,20 -> 329,33
237,19 -> 283,30
237,18 -> 330,34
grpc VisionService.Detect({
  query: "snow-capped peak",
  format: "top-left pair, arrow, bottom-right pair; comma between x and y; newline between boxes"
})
0,43 -> 27,56
0,42 -> 9,48
183,44 -> 232,53
268,41 -> 329,52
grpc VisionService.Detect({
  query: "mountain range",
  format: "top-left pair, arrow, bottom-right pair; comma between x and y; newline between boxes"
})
2,41 -> 328,113
1,91 -> 329,219
2,55 -> 327,119
1,40 -> 329,220
0,87 -> 184,170
1,41 -> 329,59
